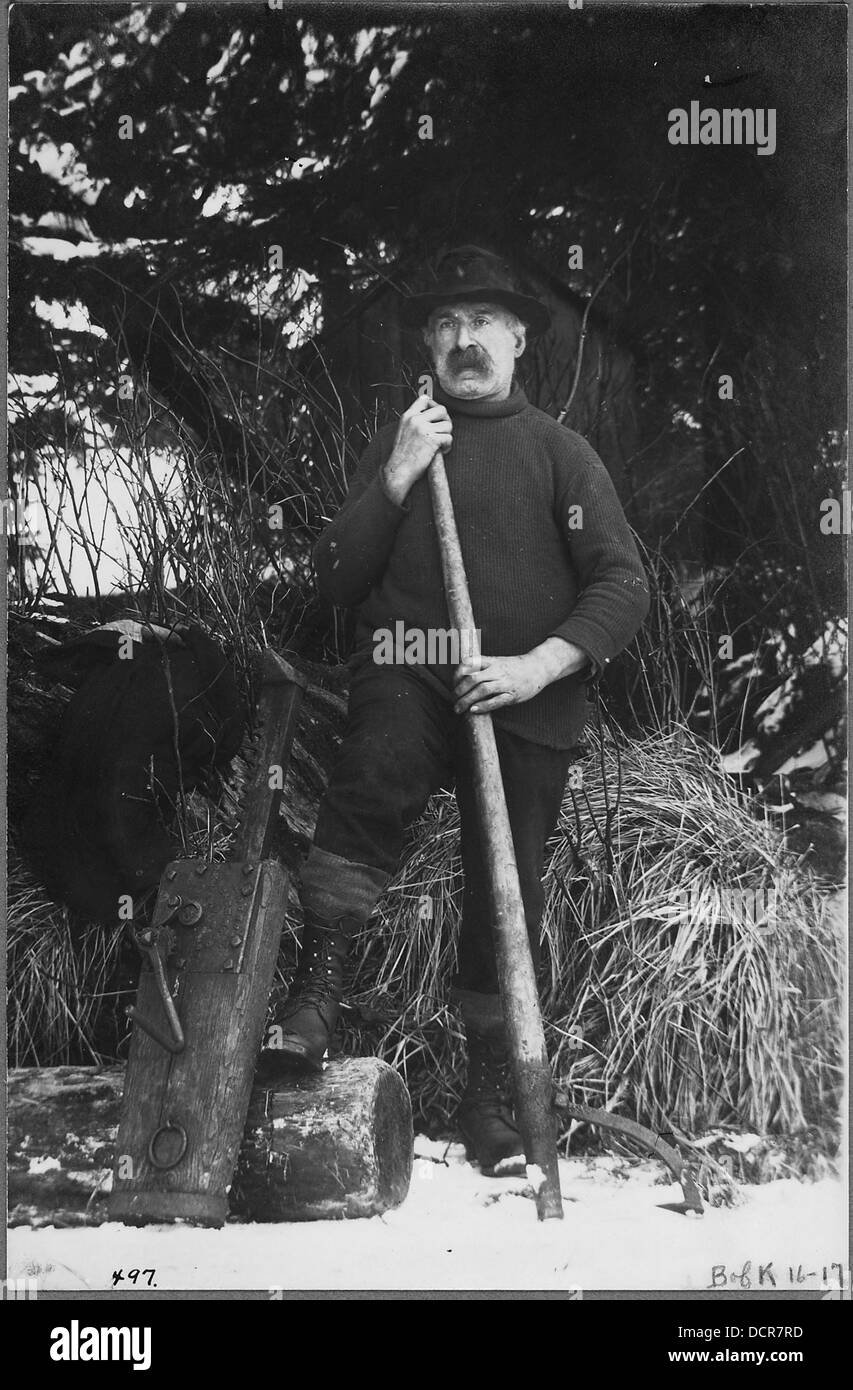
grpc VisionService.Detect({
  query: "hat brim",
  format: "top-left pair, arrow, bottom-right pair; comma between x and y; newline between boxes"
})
400,287 -> 551,338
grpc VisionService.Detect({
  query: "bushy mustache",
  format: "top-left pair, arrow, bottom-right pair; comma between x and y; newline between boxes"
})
447,345 -> 490,371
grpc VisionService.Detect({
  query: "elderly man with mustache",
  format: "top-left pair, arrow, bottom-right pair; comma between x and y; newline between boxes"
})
259,246 -> 650,1175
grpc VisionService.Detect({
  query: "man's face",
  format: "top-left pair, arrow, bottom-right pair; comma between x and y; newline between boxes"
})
423,302 -> 527,401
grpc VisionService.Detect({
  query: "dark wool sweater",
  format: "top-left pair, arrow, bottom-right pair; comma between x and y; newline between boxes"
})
313,385 -> 650,749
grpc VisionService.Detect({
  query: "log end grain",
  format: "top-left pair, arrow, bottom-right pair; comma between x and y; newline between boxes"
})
234,1056 -> 413,1222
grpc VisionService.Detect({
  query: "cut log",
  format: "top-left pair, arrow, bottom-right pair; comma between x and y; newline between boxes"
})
9,1059 -> 413,1227
234,1057 -> 413,1221
8,1066 -> 124,1228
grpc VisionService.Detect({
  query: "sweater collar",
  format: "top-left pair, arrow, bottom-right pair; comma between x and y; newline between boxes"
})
434,382 -> 528,419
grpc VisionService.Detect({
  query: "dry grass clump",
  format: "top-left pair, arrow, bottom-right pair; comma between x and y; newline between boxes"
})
340,727 -> 843,1144
6,850 -> 128,1067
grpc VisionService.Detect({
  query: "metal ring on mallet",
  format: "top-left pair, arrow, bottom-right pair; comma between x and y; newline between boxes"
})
427,448 -> 563,1221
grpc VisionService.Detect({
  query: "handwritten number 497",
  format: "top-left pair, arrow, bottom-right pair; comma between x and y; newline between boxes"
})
111,1269 -> 157,1287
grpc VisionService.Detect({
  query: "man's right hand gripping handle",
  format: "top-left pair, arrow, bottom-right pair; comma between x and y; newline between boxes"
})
379,395 -> 453,505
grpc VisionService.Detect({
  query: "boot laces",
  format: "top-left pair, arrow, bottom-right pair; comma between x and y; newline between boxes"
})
282,938 -> 340,1014
466,1039 -> 513,1105
462,1065 -> 518,1131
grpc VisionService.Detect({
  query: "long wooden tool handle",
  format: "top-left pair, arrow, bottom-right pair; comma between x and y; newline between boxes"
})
428,451 -> 563,1222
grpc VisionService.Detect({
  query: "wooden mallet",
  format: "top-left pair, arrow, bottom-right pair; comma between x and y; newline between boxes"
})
428,450 -> 564,1222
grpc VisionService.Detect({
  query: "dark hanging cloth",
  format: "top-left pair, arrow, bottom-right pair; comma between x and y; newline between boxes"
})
22,623 -> 245,924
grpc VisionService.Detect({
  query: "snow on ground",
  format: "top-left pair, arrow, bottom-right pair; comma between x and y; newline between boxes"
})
8,1141 -> 846,1294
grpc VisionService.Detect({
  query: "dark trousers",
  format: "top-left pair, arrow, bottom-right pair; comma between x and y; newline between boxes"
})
302,662 -> 571,997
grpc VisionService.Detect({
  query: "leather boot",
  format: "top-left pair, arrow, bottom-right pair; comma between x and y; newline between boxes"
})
458,1033 -> 526,1175
257,911 -> 357,1078
455,990 -> 526,1176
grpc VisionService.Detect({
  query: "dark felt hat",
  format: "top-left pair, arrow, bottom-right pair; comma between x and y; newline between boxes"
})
401,245 -> 551,337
